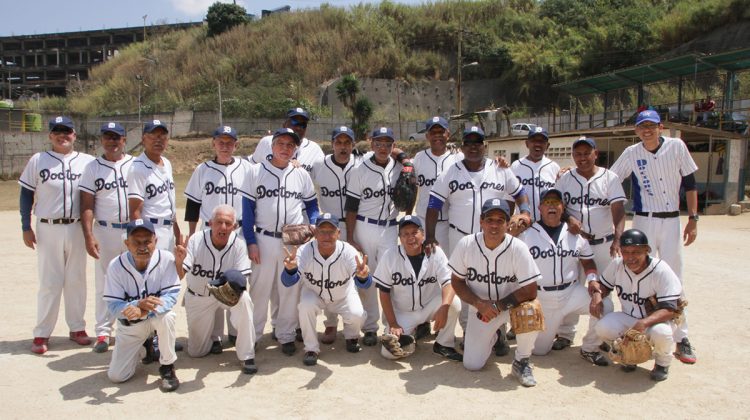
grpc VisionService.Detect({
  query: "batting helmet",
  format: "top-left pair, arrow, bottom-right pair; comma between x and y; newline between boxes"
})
620,229 -> 649,246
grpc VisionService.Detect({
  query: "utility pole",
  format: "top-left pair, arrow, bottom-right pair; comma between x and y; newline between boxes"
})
143,15 -> 148,41
218,80 -> 223,126
457,30 -> 462,115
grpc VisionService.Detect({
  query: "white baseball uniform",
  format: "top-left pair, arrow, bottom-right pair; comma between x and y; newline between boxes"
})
596,256 -> 682,367
240,160 -> 316,344
374,244 -> 460,354
412,149 -> 463,248
510,156 -> 560,222
448,233 -> 541,370
287,240 -> 367,353
181,229 -> 255,361
19,150 -> 95,338
519,222 -> 605,355
346,156 -> 403,333
127,154 -> 177,251
103,250 -> 181,382
250,135 -> 325,174
312,154 -> 357,239
184,158 -> 251,229
79,154 -> 135,338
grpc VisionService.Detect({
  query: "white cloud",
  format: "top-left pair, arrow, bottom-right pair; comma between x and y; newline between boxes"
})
170,0 -> 248,17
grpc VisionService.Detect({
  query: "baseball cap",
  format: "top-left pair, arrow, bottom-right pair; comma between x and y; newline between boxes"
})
528,126 -> 549,140
371,127 -> 395,142
572,136 -> 597,149
481,198 -> 510,219
635,110 -> 660,126
126,218 -> 156,236
462,126 -> 485,142
398,215 -> 422,230
209,269 -> 247,290
143,119 -> 169,134
316,212 -> 339,228
100,122 -> 126,136
286,107 -> 310,121
272,127 -> 301,145
48,116 -> 75,131
425,116 -> 449,131
331,126 -> 355,142
539,188 -> 563,201
213,125 -> 238,141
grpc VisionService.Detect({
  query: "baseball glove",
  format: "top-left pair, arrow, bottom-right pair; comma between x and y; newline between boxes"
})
380,333 -> 416,358
282,224 -> 315,246
509,299 -> 545,334
608,328 -> 653,365
208,282 -> 241,307
391,161 -> 417,212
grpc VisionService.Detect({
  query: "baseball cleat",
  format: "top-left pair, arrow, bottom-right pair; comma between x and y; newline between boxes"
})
599,342 -> 611,353
295,328 -> 304,343
674,338 -> 696,364
228,334 -> 237,346
650,364 -> 669,381
142,338 -> 159,364
31,337 -> 49,354
362,332 -> 378,346
620,364 -> 637,372
210,340 -> 223,355
415,322 -> 431,340
346,338 -> 361,353
512,358 -> 537,387
243,358 -> 258,375
494,330 -> 510,357
93,336 -> 110,353
433,343 -> 463,362
551,336 -> 572,351
69,331 -> 92,346
158,364 -> 180,392
580,350 -> 609,366
320,326 -> 337,344
174,341 -> 183,352
303,351 -> 319,366
281,341 -> 297,356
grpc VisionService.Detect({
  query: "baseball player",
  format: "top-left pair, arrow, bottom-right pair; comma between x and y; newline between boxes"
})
19,116 -> 95,354
345,127 -> 412,346
609,109 -> 698,364
104,219 -> 181,391
510,127 -> 560,222
174,205 -> 257,374
250,107 -> 324,174
449,198 -> 542,387
518,189 -> 610,365
240,128 -> 320,356
590,229 -> 683,381
79,121 -> 134,353
127,119 -> 181,251
281,213 -> 371,365
374,216 -> 462,361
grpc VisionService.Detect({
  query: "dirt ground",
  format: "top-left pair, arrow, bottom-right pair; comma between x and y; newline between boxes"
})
1,176 -> 750,417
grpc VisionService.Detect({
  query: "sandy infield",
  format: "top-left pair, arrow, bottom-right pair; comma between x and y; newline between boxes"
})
1,205 -> 749,418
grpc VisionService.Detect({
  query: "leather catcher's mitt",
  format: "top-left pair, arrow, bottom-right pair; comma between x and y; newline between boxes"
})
509,299 -> 545,334
282,224 -> 315,246
391,162 -> 417,212
208,282 -> 241,307
609,328 -> 653,365
380,333 -> 416,358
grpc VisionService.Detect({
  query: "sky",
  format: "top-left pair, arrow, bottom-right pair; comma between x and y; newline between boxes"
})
1,0 -> 425,37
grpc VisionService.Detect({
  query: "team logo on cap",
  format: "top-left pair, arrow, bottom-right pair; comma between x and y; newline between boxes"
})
55,117 -> 63,123
322,212 -> 332,219
223,126 -> 232,133
379,127 -> 388,134
134,219 -> 144,226
295,107 -> 304,112
492,199 -> 501,205
339,126 -> 347,131
108,122 -> 116,128
470,126 -> 479,132
535,127 -> 544,133
153,119 -> 161,125
432,117 -> 439,122
403,215 -> 413,221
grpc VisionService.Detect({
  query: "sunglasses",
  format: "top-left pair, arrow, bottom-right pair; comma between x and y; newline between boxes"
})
51,127 -> 74,134
290,119 -> 308,129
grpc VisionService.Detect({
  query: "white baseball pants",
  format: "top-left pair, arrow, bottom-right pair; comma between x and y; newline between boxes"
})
463,305 -> 538,371
353,221 -> 398,333
299,287 -> 365,353
186,290 -> 255,361
93,223 -> 126,337
108,312 -> 178,383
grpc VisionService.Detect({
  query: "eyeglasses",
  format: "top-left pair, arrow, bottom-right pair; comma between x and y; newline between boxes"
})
51,127 -> 73,135
102,133 -> 122,140
637,122 -> 658,130
541,198 -> 562,206
290,119 -> 308,129
372,140 -> 394,149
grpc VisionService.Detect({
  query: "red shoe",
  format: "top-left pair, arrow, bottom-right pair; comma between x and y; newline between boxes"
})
69,331 -> 93,346
31,337 -> 48,354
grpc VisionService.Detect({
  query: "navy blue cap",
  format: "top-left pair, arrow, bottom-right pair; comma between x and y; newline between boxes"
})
316,212 -> 339,228
398,215 -> 422,230
48,116 -> 75,131
527,126 -> 549,140
425,116 -> 449,131
126,218 -> 156,236
462,126 -> 485,142
100,121 -> 126,136
635,110 -> 660,125
371,127 -> 395,141
209,269 -> 247,291
213,125 -> 238,140
143,119 -> 169,134
539,188 -> 563,201
481,198 -> 510,219
272,127 -> 301,145
331,126 -> 355,142
287,107 -> 310,120
572,136 -> 597,149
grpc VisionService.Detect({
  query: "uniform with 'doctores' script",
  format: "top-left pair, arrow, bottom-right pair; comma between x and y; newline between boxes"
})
184,159 -> 251,231
412,148 -> 462,249
510,156 -> 559,222
312,154 -> 357,238
127,154 -> 177,250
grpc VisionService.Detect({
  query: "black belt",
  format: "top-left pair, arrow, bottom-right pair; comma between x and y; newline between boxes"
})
449,223 -> 469,235
588,233 -> 615,245
255,227 -> 282,238
149,218 -> 173,226
538,282 -> 573,292
119,318 -> 144,326
39,218 -> 79,225
634,211 -> 679,219
205,220 -> 242,227
98,220 -> 128,229
187,287 -> 207,297
356,215 -> 397,226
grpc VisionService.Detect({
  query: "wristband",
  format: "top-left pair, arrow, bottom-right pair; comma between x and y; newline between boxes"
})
518,203 -> 531,215
585,272 -> 598,282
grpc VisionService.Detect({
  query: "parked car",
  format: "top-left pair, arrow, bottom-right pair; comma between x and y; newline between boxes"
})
510,123 -> 537,137
407,128 -> 427,141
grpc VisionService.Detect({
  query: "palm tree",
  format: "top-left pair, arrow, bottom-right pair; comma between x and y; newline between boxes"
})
336,74 -> 360,128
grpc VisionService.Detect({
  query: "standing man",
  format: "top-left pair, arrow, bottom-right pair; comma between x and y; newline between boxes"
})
240,128 -> 320,355
79,121 -> 134,353
128,119 -> 181,251
250,107 -> 324,174
510,127 -> 560,222
374,216 -> 462,361
104,219 -> 181,392
345,127 -> 411,346
449,199 -> 542,387
174,205 -> 257,374
281,213 -> 370,366
610,109 -> 698,364
19,116 -> 95,354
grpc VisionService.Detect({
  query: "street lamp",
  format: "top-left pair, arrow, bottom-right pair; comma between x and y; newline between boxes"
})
136,75 -> 149,124
457,61 -> 479,115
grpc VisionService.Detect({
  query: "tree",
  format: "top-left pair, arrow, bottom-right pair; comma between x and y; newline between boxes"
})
352,97 -> 374,141
335,74 -> 360,128
206,2 -> 249,37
